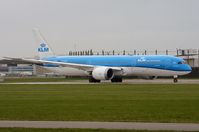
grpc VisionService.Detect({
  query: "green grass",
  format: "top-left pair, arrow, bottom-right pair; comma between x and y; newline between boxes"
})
0,128 -> 188,132
0,84 -> 199,123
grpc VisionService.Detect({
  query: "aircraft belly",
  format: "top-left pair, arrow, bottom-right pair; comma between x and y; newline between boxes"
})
119,67 -> 134,76
131,67 -> 189,76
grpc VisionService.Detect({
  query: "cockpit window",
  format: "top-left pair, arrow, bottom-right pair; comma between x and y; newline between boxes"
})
178,61 -> 186,64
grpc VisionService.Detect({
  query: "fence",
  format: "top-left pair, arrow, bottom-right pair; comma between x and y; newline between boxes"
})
69,50 -> 176,56
68,49 -> 199,68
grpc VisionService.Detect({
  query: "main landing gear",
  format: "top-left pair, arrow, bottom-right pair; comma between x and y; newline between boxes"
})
88,76 -> 123,83
89,76 -> 101,83
173,75 -> 178,83
111,77 -> 123,83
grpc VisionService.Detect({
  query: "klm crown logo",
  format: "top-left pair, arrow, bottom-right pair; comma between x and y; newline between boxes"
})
38,43 -> 49,52
40,43 -> 46,47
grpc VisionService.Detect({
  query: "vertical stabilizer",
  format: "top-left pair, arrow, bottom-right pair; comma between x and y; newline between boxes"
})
32,28 -> 54,59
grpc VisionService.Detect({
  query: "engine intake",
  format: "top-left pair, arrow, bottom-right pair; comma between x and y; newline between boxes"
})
92,67 -> 114,80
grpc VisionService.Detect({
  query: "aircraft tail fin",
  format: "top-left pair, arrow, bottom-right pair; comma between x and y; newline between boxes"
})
32,28 -> 54,59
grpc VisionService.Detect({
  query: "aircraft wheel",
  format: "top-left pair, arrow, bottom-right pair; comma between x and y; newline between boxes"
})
174,78 -> 178,83
89,77 -> 101,83
173,75 -> 178,83
111,77 -> 123,83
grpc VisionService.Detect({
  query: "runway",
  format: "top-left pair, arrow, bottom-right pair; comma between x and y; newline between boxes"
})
1,79 -> 199,84
0,121 -> 199,131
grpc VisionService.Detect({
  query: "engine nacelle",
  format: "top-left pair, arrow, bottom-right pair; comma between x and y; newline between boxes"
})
92,67 -> 114,80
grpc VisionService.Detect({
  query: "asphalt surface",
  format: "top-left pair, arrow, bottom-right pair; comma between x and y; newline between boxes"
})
0,121 -> 199,131
1,79 -> 199,84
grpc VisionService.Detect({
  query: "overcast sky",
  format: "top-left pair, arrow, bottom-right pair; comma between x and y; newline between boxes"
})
0,0 -> 199,57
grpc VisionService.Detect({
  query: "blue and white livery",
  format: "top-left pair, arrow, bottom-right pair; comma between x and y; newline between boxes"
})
8,29 -> 192,83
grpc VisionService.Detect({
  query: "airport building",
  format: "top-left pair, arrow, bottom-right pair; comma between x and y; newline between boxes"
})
0,64 -> 35,76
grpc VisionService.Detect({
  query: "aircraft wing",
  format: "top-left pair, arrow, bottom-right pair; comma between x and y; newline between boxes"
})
3,57 -> 122,72
0,57 -> 33,64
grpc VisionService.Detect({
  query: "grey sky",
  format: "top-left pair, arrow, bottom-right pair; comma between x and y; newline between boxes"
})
0,0 -> 199,57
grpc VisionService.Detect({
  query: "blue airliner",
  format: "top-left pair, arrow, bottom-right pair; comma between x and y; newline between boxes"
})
6,29 -> 192,83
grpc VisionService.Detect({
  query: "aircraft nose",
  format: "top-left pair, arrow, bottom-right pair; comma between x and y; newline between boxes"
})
184,64 -> 192,73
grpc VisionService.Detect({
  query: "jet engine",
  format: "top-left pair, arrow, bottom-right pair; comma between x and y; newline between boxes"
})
92,67 -> 114,80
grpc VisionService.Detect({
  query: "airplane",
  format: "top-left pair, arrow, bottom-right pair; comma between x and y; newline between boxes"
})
4,29 -> 192,83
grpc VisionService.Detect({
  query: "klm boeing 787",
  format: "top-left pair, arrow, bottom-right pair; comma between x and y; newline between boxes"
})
5,29 -> 192,83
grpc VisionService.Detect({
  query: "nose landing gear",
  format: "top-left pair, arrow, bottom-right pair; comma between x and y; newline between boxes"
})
173,75 -> 178,83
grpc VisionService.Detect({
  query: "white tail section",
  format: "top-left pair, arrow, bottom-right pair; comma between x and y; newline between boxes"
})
32,28 -> 54,59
